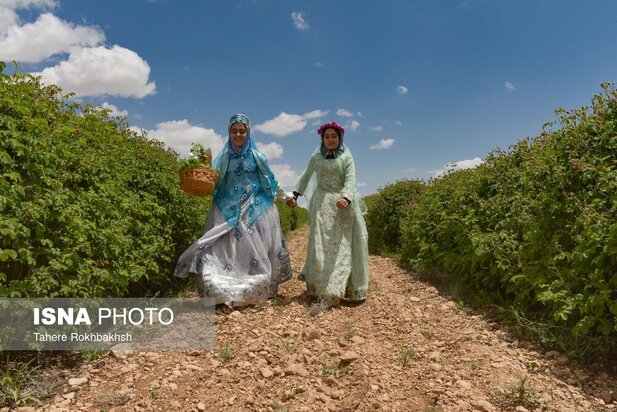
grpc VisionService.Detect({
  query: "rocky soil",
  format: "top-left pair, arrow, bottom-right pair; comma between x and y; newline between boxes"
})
9,227 -> 617,412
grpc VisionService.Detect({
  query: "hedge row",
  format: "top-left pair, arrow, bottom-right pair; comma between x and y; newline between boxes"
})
0,63 -> 210,297
364,179 -> 424,255
276,199 -> 308,236
366,83 -> 617,355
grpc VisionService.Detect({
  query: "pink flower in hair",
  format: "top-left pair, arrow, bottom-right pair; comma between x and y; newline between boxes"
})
317,121 -> 345,136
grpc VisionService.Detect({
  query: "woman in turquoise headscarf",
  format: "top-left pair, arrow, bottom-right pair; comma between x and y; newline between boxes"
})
289,121 -> 369,315
174,114 -> 295,307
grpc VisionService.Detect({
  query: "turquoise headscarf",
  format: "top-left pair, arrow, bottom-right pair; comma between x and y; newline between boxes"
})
212,114 -> 279,227
226,113 -> 252,155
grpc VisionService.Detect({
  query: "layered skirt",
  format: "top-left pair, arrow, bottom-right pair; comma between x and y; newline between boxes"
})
174,196 -> 292,307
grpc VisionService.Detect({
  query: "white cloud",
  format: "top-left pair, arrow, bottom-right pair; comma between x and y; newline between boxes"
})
270,164 -> 299,190
0,0 -> 56,30
357,182 -> 367,188
291,11 -> 309,31
430,157 -> 484,178
304,109 -> 327,118
256,141 -> 284,160
370,138 -> 395,150
254,110 -> 328,137
505,81 -> 515,91
141,119 -> 226,158
0,13 -> 104,62
336,108 -> 353,118
369,126 -> 383,132
347,120 -> 360,131
394,120 -> 403,126
310,61 -> 324,67
36,45 -> 156,98
397,85 -> 408,95
99,102 -> 128,117
0,2 -> 156,100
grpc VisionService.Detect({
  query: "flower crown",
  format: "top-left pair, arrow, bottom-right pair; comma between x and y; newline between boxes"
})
317,121 -> 345,136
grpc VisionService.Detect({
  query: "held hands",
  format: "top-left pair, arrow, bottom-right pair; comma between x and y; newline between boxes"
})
287,196 -> 348,208
287,191 -> 300,208
336,198 -> 350,209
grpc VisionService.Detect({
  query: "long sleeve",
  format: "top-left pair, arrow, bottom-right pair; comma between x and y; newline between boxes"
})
341,154 -> 357,202
295,153 -> 319,195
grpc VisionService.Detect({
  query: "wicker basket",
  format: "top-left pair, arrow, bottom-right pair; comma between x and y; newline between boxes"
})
179,165 -> 218,196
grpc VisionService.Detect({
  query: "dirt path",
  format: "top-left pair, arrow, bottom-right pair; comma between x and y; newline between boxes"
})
31,227 -> 616,412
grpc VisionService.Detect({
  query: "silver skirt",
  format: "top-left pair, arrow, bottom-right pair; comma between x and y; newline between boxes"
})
174,197 -> 292,307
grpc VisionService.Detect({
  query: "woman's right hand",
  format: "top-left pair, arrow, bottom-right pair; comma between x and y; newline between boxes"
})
286,199 -> 297,208
336,198 -> 350,209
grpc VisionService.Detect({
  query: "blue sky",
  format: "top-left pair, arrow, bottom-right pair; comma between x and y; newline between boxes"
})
1,0 -> 616,196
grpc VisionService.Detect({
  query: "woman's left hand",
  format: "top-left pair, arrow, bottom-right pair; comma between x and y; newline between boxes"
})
336,198 -> 350,209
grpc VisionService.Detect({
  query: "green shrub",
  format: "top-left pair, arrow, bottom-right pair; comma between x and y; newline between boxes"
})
275,199 -> 308,235
292,203 -> 308,230
276,199 -> 293,235
365,179 -> 424,255
399,83 -> 617,348
0,62 -> 209,297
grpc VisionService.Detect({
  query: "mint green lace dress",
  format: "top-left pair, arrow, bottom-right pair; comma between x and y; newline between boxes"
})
295,149 -> 369,305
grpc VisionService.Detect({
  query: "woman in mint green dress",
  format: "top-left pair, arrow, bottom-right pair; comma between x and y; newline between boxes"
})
290,121 -> 369,315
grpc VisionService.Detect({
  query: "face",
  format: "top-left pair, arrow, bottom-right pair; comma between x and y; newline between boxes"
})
230,123 -> 248,149
322,128 -> 340,150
